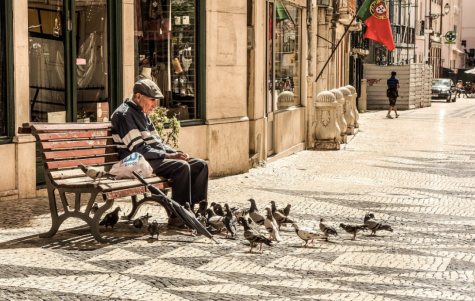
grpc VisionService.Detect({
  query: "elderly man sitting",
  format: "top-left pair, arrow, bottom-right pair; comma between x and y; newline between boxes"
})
110,79 -> 208,228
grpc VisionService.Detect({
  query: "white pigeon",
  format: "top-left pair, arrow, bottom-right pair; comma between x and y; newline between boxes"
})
264,207 -> 282,242
78,164 -> 113,183
292,223 -> 327,247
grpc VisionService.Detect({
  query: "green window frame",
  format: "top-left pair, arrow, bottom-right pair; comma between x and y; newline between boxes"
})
0,0 -> 14,144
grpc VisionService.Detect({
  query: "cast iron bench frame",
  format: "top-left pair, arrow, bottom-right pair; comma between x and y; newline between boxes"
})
18,122 -> 171,243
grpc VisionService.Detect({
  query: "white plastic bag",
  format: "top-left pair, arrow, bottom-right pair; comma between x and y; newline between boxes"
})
109,152 -> 154,180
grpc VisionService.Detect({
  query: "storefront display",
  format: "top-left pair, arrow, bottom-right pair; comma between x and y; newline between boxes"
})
134,0 -> 197,121
267,1 -> 301,111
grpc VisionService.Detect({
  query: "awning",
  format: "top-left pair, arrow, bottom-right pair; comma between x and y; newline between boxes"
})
454,48 -> 465,54
465,68 -> 475,74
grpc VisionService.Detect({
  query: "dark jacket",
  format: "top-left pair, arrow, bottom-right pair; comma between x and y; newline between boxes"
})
111,98 -> 176,161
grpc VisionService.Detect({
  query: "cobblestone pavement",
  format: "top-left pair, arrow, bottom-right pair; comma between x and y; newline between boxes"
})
1,99 -> 475,300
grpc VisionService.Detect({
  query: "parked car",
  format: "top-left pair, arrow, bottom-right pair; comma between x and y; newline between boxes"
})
431,79 -> 456,102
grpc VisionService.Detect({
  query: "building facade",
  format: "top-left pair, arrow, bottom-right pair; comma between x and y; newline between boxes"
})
461,0 -> 475,67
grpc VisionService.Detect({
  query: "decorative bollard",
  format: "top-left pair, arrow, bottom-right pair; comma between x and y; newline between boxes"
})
338,87 -> 355,135
329,89 -> 348,144
313,91 -> 341,150
346,85 -> 360,128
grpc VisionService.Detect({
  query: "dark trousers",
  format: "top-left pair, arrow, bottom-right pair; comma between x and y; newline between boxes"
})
149,158 -> 208,207
456,89 -> 468,98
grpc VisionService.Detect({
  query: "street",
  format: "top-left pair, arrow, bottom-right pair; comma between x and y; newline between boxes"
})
1,98 -> 475,300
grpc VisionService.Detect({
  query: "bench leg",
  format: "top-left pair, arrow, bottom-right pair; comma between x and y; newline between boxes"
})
125,194 -> 171,220
39,187 -> 61,238
90,198 -> 114,243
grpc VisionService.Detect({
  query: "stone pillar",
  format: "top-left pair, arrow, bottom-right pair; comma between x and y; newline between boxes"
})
346,85 -> 360,128
338,87 -> 355,135
329,89 -> 348,144
313,91 -> 341,150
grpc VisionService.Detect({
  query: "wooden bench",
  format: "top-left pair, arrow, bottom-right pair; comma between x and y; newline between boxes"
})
18,122 -> 171,243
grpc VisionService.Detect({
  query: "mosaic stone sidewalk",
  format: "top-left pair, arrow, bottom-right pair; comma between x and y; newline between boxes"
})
1,99 -> 475,300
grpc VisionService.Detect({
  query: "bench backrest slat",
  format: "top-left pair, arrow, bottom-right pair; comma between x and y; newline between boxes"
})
42,147 -> 117,160
40,138 -> 115,150
26,122 -> 112,132
44,156 -> 119,170
36,130 -> 111,141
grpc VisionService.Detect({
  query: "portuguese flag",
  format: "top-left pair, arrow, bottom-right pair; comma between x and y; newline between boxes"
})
357,0 -> 395,52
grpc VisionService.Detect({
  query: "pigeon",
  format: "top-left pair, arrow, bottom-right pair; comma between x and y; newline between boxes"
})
264,207 -> 282,242
206,208 -> 226,232
184,202 -> 195,216
223,204 -> 238,239
270,201 -> 295,230
248,198 -> 265,226
90,202 -> 99,215
339,223 -> 368,241
196,200 -> 208,218
292,223 -> 327,247
364,213 -> 394,236
270,201 -> 291,217
231,206 -> 249,218
240,217 -> 272,253
133,213 -> 152,234
148,220 -> 160,240
247,217 -> 261,234
196,212 -> 208,227
319,218 -> 338,241
99,207 -> 121,230
213,203 -> 225,216
78,164 -> 114,183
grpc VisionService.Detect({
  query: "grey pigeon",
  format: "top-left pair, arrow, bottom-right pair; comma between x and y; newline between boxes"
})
248,198 -> 265,226
184,202 -> 195,216
206,208 -> 226,232
196,212 -> 207,228
99,207 -> 121,230
319,218 -> 338,241
231,206 -> 249,218
223,204 -> 238,239
340,223 -> 367,241
247,217 -> 261,234
133,213 -> 152,234
270,201 -> 291,217
213,203 -> 225,216
292,223 -> 327,247
364,213 -> 394,236
78,164 -> 114,183
148,220 -> 160,240
240,217 -> 272,253
196,200 -> 208,218
271,201 -> 295,230
90,202 -> 99,215
264,207 -> 282,242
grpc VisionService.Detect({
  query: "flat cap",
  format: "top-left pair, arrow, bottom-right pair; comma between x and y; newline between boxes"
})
133,79 -> 164,99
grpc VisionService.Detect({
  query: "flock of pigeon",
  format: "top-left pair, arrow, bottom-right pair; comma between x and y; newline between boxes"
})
94,198 -> 394,253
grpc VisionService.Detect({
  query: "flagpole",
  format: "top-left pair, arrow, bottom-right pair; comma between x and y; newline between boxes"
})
315,13 -> 359,83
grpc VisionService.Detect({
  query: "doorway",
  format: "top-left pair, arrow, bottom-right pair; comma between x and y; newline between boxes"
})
266,1 -> 275,156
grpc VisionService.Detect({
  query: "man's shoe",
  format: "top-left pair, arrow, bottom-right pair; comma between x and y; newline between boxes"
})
395,114 -> 399,118
386,114 -> 393,119
167,216 -> 187,230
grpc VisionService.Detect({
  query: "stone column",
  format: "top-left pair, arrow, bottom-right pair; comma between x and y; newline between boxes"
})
329,89 -> 348,144
346,85 -> 360,128
313,91 -> 341,150
338,87 -> 355,135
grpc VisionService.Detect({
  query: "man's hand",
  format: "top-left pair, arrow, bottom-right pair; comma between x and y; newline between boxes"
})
166,153 -> 190,162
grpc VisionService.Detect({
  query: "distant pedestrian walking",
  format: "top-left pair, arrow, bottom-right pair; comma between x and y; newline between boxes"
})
455,80 -> 468,98
387,71 -> 400,119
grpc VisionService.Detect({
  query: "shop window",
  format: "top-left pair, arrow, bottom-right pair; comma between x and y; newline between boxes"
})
268,1 -> 302,111
134,0 -> 199,121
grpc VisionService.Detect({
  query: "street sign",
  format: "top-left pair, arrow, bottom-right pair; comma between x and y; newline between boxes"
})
445,31 -> 456,42
444,42 -> 456,44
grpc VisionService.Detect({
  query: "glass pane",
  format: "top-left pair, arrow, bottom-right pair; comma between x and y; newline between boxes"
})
75,1 -> 109,122
28,2 -> 66,122
134,0 -> 197,121
275,2 -> 300,110
267,2 -> 274,114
